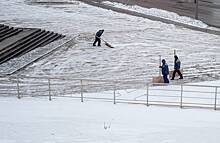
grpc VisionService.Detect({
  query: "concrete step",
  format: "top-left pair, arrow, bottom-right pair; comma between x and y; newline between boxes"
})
0,30 -> 50,63
0,27 -> 12,34
0,29 -> 23,42
0,25 -> 9,31
40,33 -> 62,47
0,29 -> 40,52
0,24 -> 65,65
14,31 -> 54,56
0,28 -> 15,38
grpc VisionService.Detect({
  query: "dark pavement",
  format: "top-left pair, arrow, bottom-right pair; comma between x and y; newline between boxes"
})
90,0 -> 220,28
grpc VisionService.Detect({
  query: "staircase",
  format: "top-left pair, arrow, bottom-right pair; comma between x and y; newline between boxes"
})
0,24 -> 65,64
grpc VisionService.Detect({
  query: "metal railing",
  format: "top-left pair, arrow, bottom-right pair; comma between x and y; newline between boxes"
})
0,76 -> 219,110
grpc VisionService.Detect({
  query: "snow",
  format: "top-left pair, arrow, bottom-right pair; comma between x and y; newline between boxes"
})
0,91 -> 220,143
0,0 -> 220,90
1,1 -> 220,142
1,73 -> 220,142
1,0 -> 220,84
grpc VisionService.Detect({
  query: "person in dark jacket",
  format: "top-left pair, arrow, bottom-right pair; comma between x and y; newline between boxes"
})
171,55 -> 183,80
93,29 -> 104,46
159,59 -> 169,83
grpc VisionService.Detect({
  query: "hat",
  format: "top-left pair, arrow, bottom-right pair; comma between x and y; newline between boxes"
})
174,55 -> 178,59
162,59 -> 166,63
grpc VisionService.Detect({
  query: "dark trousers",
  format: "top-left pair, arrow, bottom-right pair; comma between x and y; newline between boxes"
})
163,75 -> 169,83
171,69 -> 183,79
93,37 -> 101,46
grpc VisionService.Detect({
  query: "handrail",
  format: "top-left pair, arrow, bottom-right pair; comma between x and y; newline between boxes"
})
0,76 -> 219,110
7,75 -> 220,88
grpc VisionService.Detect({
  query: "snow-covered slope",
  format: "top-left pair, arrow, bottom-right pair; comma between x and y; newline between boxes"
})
1,0 -> 220,83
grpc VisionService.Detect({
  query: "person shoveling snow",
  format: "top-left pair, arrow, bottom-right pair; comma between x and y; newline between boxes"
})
93,29 -> 114,48
93,29 -> 104,46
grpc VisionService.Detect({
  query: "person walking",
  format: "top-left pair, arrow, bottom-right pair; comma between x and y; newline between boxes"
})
159,59 -> 169,83
171,55 -> 183,80
93,29 -> 104,46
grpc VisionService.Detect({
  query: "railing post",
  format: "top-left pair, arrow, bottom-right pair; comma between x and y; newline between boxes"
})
180,84 -> 183,108
195,0 -> 199,19
146,84 -> 149,106
48,78 -> 51,101
113,85 -> 116,104
80,80 -> 83,102
214,87 -> 218,110
16,76 -> 21,99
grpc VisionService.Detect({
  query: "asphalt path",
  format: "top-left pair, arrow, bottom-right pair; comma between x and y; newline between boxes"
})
88,0 -> 220,28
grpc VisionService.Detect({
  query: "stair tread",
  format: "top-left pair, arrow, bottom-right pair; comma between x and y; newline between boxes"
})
0,24 -> 65,65
0,29 -> 39,51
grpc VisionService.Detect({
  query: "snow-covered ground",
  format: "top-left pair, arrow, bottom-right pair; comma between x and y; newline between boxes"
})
1,1 -> 220,142
0,77 -> 219,143
0,94 -> 220,143
1,0 -> 220,84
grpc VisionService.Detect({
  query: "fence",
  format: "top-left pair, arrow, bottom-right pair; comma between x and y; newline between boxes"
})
0,76 -> 219,110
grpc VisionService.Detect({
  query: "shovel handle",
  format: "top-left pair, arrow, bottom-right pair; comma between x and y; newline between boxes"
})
159,55 -> 161,76
100,38 -> 106,43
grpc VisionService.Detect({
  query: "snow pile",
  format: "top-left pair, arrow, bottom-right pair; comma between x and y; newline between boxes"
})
103,1 -> 208,28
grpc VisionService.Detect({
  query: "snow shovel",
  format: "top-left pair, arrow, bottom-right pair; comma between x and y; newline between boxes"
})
101,38 -> 114,48
152,55 -> 164,83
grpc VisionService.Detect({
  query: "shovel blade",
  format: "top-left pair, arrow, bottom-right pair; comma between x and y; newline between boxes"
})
105,42 -> 114,48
